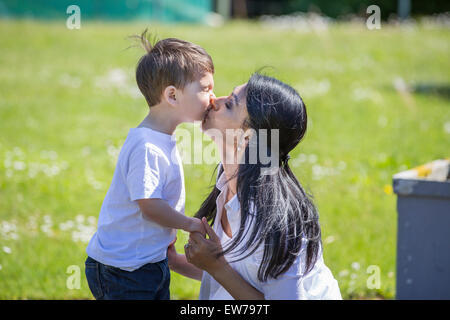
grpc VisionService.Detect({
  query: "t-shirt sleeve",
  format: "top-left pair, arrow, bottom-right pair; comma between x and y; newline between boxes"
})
126,143 -> 168,201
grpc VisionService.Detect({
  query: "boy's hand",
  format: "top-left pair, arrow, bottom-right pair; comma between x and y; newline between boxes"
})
167,237 -> 178,270
187,217 -> 206,236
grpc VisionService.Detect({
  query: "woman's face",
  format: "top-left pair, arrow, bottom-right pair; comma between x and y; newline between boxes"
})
202,83 -> 248,140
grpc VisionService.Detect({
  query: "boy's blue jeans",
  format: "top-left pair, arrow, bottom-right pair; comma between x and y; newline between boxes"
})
85,256 -> 170,300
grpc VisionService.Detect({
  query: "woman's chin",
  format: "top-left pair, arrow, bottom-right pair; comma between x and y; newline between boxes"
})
201,122 -> 218,141
201,119 -> 209,132
201,124 -> 214,138
201,116 -> 213,132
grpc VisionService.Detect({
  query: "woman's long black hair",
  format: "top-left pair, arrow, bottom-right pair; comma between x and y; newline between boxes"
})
195,72 -> 321,282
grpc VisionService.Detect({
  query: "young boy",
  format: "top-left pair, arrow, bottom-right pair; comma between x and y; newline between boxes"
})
85,31 -> 215,300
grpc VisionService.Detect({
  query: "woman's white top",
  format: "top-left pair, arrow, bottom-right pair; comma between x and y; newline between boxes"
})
198,166 -> 342,300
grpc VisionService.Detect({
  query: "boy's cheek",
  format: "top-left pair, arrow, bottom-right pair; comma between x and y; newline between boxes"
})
199,94 -> 210,107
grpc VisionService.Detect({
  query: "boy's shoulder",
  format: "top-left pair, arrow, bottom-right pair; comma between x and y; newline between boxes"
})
122,128 -> 172,163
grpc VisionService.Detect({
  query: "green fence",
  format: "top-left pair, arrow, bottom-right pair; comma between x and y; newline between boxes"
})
0,0 -> 212,23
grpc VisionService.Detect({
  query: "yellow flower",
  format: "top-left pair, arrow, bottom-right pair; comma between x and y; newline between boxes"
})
415,165 -> 431,178
383,185 -> 393,195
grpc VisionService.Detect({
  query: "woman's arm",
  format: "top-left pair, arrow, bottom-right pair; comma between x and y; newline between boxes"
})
185,218 -> 265,300
208,258 -> 265,300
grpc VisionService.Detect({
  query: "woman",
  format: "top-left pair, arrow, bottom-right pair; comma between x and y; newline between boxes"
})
168,73 -> 341,300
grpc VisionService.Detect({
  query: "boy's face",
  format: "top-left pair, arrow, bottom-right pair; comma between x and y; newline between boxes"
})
177,72 -> 214,122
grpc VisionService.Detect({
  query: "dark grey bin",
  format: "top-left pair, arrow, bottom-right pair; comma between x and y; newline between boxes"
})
393,159 -> 450,300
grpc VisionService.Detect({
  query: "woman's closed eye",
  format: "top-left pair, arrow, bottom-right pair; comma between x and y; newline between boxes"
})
225,92 -> 237,110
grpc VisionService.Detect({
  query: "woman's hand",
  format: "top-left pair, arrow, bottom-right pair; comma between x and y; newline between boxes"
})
185,217 -> 265,299
184,217 -> 227,276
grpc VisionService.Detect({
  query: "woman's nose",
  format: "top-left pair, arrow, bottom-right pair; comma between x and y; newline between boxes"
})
209,97 -> 218,111
209,95 -> 221,111
210,96 -> 227,111
208,92 -> 217,109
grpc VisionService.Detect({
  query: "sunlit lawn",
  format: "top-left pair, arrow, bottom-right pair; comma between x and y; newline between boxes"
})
0,18 -> 449,299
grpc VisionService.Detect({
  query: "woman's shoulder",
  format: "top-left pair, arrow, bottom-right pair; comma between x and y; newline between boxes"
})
256,241 -> 342,299
298,253 -> 342,299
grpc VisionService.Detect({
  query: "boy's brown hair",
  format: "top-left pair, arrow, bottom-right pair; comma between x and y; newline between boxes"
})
135,30 -> 214,107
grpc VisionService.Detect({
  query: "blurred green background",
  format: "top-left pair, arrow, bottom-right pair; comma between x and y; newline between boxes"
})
0,1 -> 449,300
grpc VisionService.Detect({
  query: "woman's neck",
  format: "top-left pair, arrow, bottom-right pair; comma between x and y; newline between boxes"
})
224,166 -> 237,198
221,159 -> 238,200
219,138 -> 247,198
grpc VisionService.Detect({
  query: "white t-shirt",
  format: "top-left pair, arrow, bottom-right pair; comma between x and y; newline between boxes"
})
86,127 -> 185,271
199,165 -> 342,300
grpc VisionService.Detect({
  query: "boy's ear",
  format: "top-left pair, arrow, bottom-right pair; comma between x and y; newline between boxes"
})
162,85 -> 179,107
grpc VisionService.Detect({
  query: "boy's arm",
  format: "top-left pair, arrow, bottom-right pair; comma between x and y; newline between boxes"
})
136,198 -> 206,235
168,250 -> 203,281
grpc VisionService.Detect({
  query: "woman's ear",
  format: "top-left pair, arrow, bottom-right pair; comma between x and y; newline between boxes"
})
237,129 -> 253,152
243,128 -> 255,141
162,85 -> 178,107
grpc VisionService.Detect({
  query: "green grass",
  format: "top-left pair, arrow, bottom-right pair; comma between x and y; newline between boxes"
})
0,19 -> 449,299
